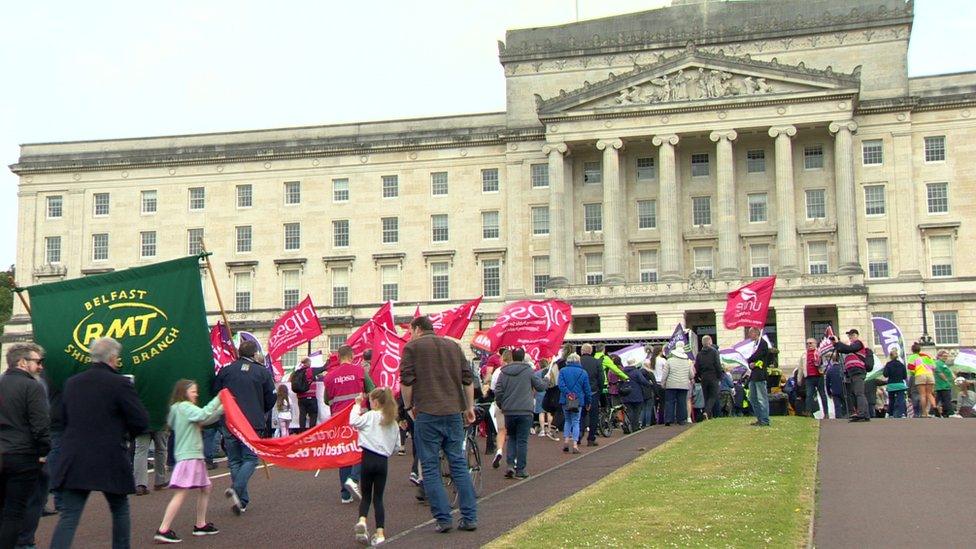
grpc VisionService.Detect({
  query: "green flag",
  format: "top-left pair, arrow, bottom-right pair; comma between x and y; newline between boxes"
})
25,255 -> 213,430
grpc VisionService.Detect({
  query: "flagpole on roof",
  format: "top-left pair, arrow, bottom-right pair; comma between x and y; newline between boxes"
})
198,244 -> 234,340
8,275 -> 31,316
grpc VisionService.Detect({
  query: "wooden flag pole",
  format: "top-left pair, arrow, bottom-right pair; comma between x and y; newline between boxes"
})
9,276 -> 31,317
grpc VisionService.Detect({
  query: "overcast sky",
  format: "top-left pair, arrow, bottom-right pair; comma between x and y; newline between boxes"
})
1,0 -> 972,269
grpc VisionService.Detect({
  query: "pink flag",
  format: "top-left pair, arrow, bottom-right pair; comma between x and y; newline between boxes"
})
370,323 -> 407,397
481,300 -> 572,362
267,295 -> 323,380
338,301 -> 396,366
210,322 -> 236,372
428,296 -> 482,339
723,276 -> 776,329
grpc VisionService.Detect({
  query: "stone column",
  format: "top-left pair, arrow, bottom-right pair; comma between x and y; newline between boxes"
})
768,125 -> 800,276
596,138 -> 625,285
543,143 -> 570,287
829,120 -> 863,275
652,134 -> 682,281
774,305 -> 806,361
504,159 -> 525,298
709,129 -> 739,278
892,131 -> 922,279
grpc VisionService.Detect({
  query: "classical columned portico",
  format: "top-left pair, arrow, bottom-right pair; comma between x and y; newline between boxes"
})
597,138 -> 625,284
768,125 -> 800,276
829,120 -> 862,275
543,143 -> 571,287
709,129 -> 739,278
652,134 -> 682,281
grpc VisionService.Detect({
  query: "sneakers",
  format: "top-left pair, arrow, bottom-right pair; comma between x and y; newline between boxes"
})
370,532 -> 386,545
504,468 -> 515,479
224,488 -> 244,515
458,520 -> 477,531
136,485 -> 149,496
434,522 -> 453,533
514,471 -> 529,480
355,520 -> 369,545
344,478 -> 362,500
154,529 -> 181,544
408,471 -> 421,486
341,494 -> 354,504
491,451 -> 502,469
192,523 -> 219,536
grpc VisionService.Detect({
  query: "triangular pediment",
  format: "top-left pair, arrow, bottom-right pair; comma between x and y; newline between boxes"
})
535,48 -> 861,117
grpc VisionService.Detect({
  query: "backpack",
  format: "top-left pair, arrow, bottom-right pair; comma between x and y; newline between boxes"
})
290,367 -> 311,394
862,347 -> 875,371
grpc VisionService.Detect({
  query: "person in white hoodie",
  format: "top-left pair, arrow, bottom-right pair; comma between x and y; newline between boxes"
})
661,347 -> 694,426
350,387 -> 400,546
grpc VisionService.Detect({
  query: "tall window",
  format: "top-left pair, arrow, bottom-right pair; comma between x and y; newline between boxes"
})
750,244 -> 770,277
281,350 -> 298,371
483,259 -> 501,298
867,238 -> 889,278
637,200 -> 656,229
482,168 -> 499,193
141,190 -> 158,214
804,145 -> 824,170
583,161 -> 602,184
806,189 -> 826,219
691,153 -> 710,177
382,175 -> 398,198
382,217 -> 398,244
333,220 -> 349,248
284,181 -> 301,204
234,272 -> 252,311
284,223 -> 301,251
585,253 -> 603,285
328,335 -> 347,353
926,183 -> 948,214
531,163 -> 549,188
93,193 -> 110,216
532,206 -> 549,235
533,256 -> 550,294
692,196 -> 712,226
333,179 -> 349,202
187,228 -> 204,255
140,231 -> 157,258
864,185 -> 886,216
638,250 -> 658,282
862,140 -> 883,165
694,247 -> 713,279
236,226 -> 252,253
381,265 -> 399,301
636,157 -> 656,180
188,187 -> 205,210
933,311 -> 958,345
431,214 -> 449,242
583,203 -> 603,232
47,195 -> 63,218
431,172 -> 448,195
482,211 -> 500,239
748,193 -> 768,223
431,262 -> 449,300
929,235 -> 953,277
332,268 -> 349,307
746,150 -> 766,173
924,136 -> 946,162
237,184 -> 252,208
92,234 -> 109,261
45,236 -> 61,264
808,241 -> 828,275
282,269 -> 300,309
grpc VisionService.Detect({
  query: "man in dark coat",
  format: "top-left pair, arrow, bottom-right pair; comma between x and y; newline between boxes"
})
577,344 -> 604,447
50,337 -> 149,549
693,335 -> 724,419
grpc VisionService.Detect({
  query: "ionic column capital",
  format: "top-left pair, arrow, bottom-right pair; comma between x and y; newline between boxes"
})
652,134 -> 680,147
542,142 -> 569,156
708,129 -> 738,143
828,120 -> 858,135
768,125 -> 798,139
596,138 -> 624,151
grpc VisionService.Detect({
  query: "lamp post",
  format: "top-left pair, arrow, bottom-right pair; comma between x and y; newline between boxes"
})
919,289 -> 934,346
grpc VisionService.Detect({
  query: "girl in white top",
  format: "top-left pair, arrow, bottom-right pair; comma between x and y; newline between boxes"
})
350,387 -> 400,546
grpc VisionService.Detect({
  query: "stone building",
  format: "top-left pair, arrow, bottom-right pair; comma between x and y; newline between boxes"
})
6,0 -> 975,364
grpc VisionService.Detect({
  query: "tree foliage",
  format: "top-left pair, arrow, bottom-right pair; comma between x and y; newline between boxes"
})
0,268 -> 14,336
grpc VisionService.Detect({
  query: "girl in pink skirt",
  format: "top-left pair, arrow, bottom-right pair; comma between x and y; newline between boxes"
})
154,379 -> 224,544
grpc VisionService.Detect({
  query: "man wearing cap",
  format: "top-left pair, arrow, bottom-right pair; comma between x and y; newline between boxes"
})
831,329 -> 870,422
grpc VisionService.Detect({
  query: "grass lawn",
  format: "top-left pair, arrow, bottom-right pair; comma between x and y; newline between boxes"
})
488,417 -> 819,548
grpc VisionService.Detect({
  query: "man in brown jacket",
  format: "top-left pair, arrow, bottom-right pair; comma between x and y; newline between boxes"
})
400,316 -> 477,533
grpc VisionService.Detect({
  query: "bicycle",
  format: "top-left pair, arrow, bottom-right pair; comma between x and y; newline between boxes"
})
598,404 -> 633,437
440,405 -> 486,507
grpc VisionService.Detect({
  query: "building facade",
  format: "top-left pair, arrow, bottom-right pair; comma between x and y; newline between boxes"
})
6,0 -> 975,364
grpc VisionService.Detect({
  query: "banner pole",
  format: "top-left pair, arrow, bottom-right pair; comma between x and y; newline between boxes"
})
9,276 -> 32,316
198,244 -> 233,340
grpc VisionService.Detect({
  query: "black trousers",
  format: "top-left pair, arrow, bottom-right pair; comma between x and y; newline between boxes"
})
936,389 -> 954,417
701,379 -> 720,419
577,393 -> 600,442
298,397 -> 318,430
0,453 -> 42,549
358,448 -> 389,528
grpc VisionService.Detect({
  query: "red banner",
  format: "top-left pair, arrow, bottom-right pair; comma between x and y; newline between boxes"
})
218,389 -> 360,470
428,296 -> 482,340
210,322 -> 236,372
370,323 -> 407,397
723,276 -> 777,329
481,299 -> 572,362
267,295 -> 323,380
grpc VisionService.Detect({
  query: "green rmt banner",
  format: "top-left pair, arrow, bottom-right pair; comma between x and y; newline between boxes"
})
24,255 -> 213,430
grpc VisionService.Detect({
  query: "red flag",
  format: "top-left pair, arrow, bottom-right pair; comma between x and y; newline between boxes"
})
428,296 -> 482,339
210,322 -> 236,372
397,305 -> 420,331
267,295 -> 323,380
723,276 -> 776,329
370,323 -> 407,397
481,300 -> 572,363
341,301 -> 396,366
219,389 -> 360,470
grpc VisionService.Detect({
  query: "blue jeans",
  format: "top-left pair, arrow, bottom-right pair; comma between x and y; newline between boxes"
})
805,376 -> 828,415
50,489 -> 129,549
504,415 -> 532,474
889,389 -> 907,418
562,407 -> 581,440
749,380 -> 770,425
222,426 -> 259,508
339,464 -> 361,499
414,413 -> 477,526
664,389 -> 688,424
642,399 -> 655,427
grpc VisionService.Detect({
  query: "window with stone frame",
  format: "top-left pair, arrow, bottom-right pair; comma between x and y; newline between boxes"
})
693,247 -> 713,279
531,163 -> 549,188
584,203 -> 603,232
691,153 -> 710,177
333,179 -> 349,202
862,139 -> 883,166
924,136 -> 946,162
533,256 -> 550,294
482,168 -> 499,193
187,228 -> 204,255
929,235 -> 953,278
636,157 -> 656,180
282,269 -> 300,309
867,238 -> 889,278
284,222 -> 301,251
805,189 -> 826,219
431,172 -> 448,195
45,236 -> 61,264
236,226 -> 252,253
482,211 -> 500,239
381,217 -> 398,244
188,187 -> 205,210
284,181 -> 301,205
804,145 -> 824,170
333,219 -> 349,248
926,182 -> 949,214
332,267 -> 349,307
532,206 -> 549,235
237,184 -> 253,208
140,231 -> 157,258
692,196 -> 712,226
638,249 -> 658,283
864,185 -> 886,216
933,311 -> 959,345
746,150 -> 766,173
93,192 -> 110,216
281,350 -> 298,372
47,195 -> 63,219
750,244 -> 770,277
234,272 -> 252,311
141,190 -> 158,214
431,214 -> 449,242
92,233 -> 109,261
482,259 -> 501,298
328,335 -> 347,353
637,200 -> 656,229
748,193 -> 768,223
583,161 -> 602,184
807,241 -> 828,275
382,175 -> 398,198
381,265 -> 398,302
585,253 -> 603,285
431,261 -> 450,300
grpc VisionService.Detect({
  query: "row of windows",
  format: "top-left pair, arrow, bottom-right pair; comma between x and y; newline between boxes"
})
872,310 -> 959,346
867,235 -> 955,279
863,182 -> 950,216
861,135 -> 948,166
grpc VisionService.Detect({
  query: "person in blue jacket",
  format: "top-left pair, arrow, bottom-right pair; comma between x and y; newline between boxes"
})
558,353 -> 591,455
824,358 -> 847,419
620,358 -> 652,432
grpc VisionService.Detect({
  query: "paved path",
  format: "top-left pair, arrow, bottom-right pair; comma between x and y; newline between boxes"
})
33,424 -> 686,548
815,418 -> 976,548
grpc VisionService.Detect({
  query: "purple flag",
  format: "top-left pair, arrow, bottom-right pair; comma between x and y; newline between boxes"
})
869,317 -> 906,379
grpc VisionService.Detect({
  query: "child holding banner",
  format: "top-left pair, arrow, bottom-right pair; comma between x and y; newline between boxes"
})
350,388 -> 400,546
155,380 -> 224,544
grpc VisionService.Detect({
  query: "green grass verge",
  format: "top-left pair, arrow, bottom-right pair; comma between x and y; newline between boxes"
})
488,417 -> 819,549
